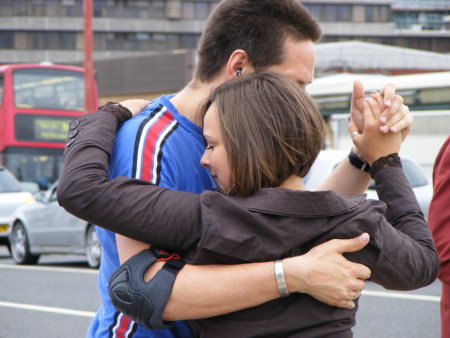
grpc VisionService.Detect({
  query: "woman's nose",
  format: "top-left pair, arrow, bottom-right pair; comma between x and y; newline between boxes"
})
200,152 -> 210,168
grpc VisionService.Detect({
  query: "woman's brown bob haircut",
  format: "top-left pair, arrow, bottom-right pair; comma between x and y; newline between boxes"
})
202,72 -> 324,196
195,0 -> 322,82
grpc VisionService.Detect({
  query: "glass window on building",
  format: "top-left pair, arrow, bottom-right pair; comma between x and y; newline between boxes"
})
181,34 -> 198,49
324,5 -> 338,21
149,1 -> 165,18
353,5 -> 365,23
46,32 -> 59,49
365,5 -> 375,22
94,0 -> 109,17
31,0 -> 46,16
107,32 -> 125,50
61,32 -> 76,50
14,0 -> 29,16
337,5 -> 352,21
29,32 -> 45,49
152,33 -> 168,51
135,0 -> 150,9
2,0 -> 14,16
306,4 -> 322,21
195,2 -> 210,19
166,34 -> 180,50
124,7 -> 140,18
44,0 -> 60,16
94,32 -> 107,50
183,2 -> 196,19
15,32 -> 29,50
0,32 -> 14,49
377,5 -> 391,22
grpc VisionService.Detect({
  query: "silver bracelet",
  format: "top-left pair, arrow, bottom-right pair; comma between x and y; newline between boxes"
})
274,260 -> 289,297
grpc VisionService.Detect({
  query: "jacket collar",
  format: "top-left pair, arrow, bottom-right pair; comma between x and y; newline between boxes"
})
227,188 -> 367,218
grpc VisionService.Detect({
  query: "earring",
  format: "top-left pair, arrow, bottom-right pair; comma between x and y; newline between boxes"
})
236,68 -> 242,77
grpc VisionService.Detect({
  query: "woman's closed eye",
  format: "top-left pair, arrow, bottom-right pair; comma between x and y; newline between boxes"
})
206,144 -> 215,150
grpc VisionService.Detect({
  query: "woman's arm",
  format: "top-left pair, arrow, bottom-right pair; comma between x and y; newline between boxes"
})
316,82 -> 412,195
57,107 -> 203,255
343,95 -> 438,289
364,164 -> 438,290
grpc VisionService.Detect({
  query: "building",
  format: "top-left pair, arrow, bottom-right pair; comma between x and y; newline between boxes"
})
314,40 -> 450,76
305,0 -> 450,53
392,0 -> 450,30
1,0 -> 449,67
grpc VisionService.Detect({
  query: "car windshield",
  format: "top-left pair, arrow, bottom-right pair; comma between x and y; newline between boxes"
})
0,167 -> 23,193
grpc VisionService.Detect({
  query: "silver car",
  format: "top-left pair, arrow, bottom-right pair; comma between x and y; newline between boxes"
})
0,166 -> 35,250
304,150 -> 432,219
8,181 -> 101,268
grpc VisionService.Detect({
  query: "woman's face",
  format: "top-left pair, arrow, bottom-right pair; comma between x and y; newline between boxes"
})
200,103 -> 232,192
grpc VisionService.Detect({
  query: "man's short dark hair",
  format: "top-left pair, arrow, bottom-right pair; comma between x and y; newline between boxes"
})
195,0 -> 322,82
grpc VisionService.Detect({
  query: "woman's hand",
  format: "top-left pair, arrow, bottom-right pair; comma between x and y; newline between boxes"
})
350,80 -> 412,142
350,92 -> 402,165
120,99 -> 150,117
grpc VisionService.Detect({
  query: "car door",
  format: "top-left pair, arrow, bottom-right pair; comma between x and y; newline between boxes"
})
44,185 -> 86,251
29,184 -> 68,249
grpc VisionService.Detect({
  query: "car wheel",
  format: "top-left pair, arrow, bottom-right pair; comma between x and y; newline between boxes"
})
85,225 -> 101,269
10,222 -> 39,265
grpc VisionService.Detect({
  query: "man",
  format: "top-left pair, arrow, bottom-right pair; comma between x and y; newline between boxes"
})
428,136 -> 450,338
63,1 -> 412,336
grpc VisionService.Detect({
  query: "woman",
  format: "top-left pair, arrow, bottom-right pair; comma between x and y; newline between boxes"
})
58,72 -> 438,337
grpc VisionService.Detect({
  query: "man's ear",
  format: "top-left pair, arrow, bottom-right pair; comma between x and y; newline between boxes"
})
226,49 -> 255,80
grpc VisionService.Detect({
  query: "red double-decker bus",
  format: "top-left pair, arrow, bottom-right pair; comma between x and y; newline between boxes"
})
0,63 -> 98,190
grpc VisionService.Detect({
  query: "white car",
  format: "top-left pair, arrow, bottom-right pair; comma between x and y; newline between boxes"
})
8,181 -> 101,268
0,166 -> 35,250
303,150 -> 432,219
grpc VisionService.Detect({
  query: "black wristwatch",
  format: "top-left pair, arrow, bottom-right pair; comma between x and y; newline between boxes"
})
348,148 -> 370,173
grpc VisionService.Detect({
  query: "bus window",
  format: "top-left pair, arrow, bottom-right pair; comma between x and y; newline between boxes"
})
0,63 -> 97,187
13,68 -> 84,111
5,147 -> 63,190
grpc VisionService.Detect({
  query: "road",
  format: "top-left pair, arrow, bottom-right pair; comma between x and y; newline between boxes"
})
0,246 -> 442,338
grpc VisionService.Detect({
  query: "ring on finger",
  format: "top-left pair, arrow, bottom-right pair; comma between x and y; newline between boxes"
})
349,131 -> 360,139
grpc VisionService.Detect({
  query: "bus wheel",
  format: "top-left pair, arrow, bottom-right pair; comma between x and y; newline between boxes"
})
10,222 -> 39,265
85,225 -> 101,269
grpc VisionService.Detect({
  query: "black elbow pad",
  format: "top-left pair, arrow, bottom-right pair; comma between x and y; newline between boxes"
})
108,248 -> 186,330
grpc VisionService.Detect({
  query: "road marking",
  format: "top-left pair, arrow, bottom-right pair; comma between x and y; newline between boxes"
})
0,301 -> 96,317
0,264 -> 98,274
0,292 -> 439,320
363,290 -> 440,302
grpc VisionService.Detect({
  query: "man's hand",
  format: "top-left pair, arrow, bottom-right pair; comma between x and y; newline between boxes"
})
120,99 -> 150,117
283,233 -> 371,309
350,80 -> 412,141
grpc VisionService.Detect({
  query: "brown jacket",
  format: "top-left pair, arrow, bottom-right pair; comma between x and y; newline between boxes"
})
58,111 -> 439,338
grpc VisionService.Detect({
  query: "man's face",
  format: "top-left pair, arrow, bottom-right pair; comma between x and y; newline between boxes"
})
265,38 -> 315,89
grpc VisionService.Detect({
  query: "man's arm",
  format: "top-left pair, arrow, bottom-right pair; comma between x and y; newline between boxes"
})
114,205 -> 371,319
157,234 -> 370,320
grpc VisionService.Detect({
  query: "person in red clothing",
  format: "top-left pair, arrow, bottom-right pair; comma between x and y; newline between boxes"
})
429,136 -> 450,338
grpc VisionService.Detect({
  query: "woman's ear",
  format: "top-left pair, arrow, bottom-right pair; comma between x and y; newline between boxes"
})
226,49 -> 255,80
